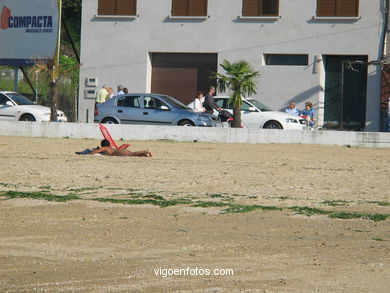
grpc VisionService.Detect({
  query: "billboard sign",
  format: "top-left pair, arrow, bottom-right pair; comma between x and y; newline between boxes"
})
0,0 -> 60,66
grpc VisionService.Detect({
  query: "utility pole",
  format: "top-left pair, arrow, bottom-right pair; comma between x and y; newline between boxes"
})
13,67 -> 18,91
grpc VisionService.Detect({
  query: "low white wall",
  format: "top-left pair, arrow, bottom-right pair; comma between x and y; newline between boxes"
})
0,121 -> 390,148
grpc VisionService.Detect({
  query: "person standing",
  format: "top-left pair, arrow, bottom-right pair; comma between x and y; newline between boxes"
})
95,85 -> 109,105
203,86 -> 221,114
107,87 -> 114,99
285,102 -> 300,116
115,85 -> 124,96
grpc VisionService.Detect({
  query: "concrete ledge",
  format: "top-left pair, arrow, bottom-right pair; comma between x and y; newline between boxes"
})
1,121 -> 390,148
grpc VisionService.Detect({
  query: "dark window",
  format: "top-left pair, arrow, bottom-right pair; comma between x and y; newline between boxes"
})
172,0 -> 208,16
317,0 -> 359,17
226,100 -> 253,111
144,96 -> 168,110
7,93 -> 34,105
265,54 -> 309,66
0,94 -> 10,105
242,0 -> 279,16
226,101 -> 234,110
98,0 -> 137,16
240,102 -> 252,111
215,99 -> 226,109
117,96 -> 140,108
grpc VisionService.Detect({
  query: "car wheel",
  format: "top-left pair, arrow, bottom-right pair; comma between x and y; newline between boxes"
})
20,114 -> 36,121
178,119 -> 195,126
102,118 -> 118,124
263,121 -> 282,129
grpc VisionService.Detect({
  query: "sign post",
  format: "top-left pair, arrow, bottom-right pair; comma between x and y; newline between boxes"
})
13,67 -> 18,91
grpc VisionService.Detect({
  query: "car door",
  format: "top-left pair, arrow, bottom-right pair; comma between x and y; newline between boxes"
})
238,101 -> 262,128
0,94 -> 17,121
115,95 -> 145,124
141,95 -> 173,125
221,99 -> 260,128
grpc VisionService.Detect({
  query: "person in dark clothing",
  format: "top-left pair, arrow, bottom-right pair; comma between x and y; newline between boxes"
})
203,86 -> 221,114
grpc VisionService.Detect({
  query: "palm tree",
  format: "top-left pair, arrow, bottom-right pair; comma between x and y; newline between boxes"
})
213,60 -> 259,128
32,59 -> 59,121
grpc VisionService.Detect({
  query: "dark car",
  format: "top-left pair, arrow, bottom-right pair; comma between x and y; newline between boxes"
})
94,93 -> 219,127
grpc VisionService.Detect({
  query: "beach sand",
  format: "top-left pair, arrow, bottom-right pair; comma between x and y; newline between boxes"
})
0,136 -> 389,292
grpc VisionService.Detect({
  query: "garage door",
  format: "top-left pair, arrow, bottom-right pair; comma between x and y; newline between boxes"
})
151,53 -> 217,105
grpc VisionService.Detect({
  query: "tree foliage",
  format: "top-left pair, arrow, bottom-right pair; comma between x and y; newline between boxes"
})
61,0 -> 81,50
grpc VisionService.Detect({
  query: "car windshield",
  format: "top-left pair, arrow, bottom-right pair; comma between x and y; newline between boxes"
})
7,93 -> 35,105
161,95 -> 190,110
247,99 -> 273,111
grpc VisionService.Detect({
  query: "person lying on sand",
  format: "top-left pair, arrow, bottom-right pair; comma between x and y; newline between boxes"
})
91,139 -> 152,157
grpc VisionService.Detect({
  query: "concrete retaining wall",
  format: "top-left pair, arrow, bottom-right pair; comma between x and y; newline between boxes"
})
0,121 -> 390,148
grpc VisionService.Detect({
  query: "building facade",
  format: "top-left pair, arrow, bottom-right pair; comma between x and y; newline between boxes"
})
78,0 -> 386,131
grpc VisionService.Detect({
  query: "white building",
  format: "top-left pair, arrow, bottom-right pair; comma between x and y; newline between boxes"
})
78,0 -> 386,131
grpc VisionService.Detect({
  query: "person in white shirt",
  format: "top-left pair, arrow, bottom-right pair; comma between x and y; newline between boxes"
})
115,84 -> 124,96
285,101 -> 300,116
188,91 -> 206,112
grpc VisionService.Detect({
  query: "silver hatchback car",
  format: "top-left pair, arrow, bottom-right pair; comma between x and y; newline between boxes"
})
94,93 -> 219,127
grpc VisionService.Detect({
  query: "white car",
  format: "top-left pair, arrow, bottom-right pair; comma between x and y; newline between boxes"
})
0,91 -> 67,122
213,96 -> 306,129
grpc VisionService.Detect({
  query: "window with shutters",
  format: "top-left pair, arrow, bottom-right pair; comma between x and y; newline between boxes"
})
317,0 -> 359,17
242,0 -> 279,17
172,0 -> 208,16
98,0 -> 137,16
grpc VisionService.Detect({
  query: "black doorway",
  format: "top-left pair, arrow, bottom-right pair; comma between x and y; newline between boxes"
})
323,55 -> 368,130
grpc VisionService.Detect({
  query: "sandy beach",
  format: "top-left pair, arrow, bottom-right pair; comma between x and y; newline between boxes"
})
0,136 -> 389,292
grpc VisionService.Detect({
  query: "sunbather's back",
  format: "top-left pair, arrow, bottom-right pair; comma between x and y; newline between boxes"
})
91,146 -> 116,156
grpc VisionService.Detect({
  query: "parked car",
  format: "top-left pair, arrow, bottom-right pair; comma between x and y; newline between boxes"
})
0,91 -> 67,122
213,96 -> 306,129
94,93 -> 219,127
